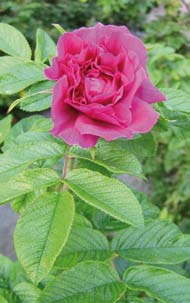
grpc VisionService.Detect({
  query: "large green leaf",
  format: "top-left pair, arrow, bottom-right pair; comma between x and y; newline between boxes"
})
14,192 -> 75,284
65,169 -> 144,227
0,115 -> 12,144
0,168 -> 61,205
35,28 -> 56,63
0,134 -> 66,180
39,261 -> 126,303
55,226 -> 112,269
111,220 -> 190,264
14,283 -> 40,303
0,23 -> 31,59
162,88 -> 190,113
124,265 -> 190,303
0,57 -> 45,95
70,140 -> 143,178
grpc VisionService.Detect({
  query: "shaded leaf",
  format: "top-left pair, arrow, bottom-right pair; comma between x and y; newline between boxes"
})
39,261 -> 126,303
112,220 -> 190,264
70,140 -> 143,178
55,226 -> 112,268
0,255 -> 25,302
0,115 -> 12,144
125,265 -> 190,303
14,282 -> 40,303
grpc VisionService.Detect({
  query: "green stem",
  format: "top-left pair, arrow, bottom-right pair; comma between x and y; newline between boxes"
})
62,147 -> 73,190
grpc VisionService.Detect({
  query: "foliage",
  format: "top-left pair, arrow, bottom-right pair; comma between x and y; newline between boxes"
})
0,22 -> 190,303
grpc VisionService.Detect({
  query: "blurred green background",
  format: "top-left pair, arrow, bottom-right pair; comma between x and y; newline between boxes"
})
0,0 -> 190,229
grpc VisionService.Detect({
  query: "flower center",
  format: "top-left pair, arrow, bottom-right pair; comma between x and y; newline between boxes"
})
85,76 -> 107,96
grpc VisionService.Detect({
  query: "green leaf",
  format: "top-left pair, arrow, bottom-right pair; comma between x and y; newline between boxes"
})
14,192 -> 75,284
35,29 -> 56,63
39,261 -> 126,303
70,140 -> 143,178
55,226 -> 112,269
3,115 -> 52,151
14,282 -> 40,303
112,220 -> 190,264
0,255 -> 26,302
0,57 -> 45,95
0,133 -> 66,180
11,190 -> 46,215
124,265 -> 190,303
162,88 -> 190,113
92,192 -> 159,232
92,210 -> 128,231
134,191 -> 160,221
128,298 -> 147,303
119,133 -> 156,159
65,169 -> 144,227
52,24 -> 65,34
0,23 -> 31,59
9,81 -> 53,113
0,115 -> 12,144
0,295 -> 8,303
73,213 -> 92,228
0,168 -> 61,205
20,80 -> 54,112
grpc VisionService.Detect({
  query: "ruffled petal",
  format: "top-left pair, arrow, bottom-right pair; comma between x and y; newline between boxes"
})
137,79 -> 166,103
128,97 -> 159,134
57,32 -> 84,59
44,57 -> 62,80
76,115 -> 132,141
74,22 -> 129,44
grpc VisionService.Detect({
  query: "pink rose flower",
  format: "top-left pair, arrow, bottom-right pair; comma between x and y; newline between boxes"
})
45,23 -> 165,148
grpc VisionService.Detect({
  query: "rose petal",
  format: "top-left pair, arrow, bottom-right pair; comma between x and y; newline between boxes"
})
128,97 -> 159,134
52,125 -> 98,148
76,115 -> 132,141
44,57 -> 62,80
123,34 -> 147,68
57,32 -> 84,59
122,67 -> 147,107
74,22 -> 129,44
51,76 -> 69,123
137,79 -> 166,103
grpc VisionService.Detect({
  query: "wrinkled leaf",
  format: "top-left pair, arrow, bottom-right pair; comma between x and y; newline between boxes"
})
39,261 -> 126,303
14,192 -> 75,284
65,169 -> 144,227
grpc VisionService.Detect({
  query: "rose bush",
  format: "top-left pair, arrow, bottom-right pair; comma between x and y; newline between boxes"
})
45,23 -> 165,147
1,22 -> 190,303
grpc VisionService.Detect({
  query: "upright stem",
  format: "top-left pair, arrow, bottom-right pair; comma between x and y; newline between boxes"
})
62,154 -> 72,179
62,147 -> 73,190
